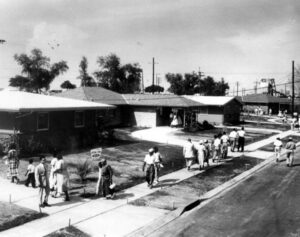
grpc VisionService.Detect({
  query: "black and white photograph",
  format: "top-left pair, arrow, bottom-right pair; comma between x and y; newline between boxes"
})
0,0 -> 300,236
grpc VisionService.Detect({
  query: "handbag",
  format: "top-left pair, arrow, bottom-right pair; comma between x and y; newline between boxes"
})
109,183 -> 116,189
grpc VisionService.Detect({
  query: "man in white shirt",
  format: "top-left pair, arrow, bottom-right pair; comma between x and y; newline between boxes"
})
142,148 -> 156,188
221,132 -> 229,159
237,127 -> 246,152
212,135 -> 221,162
153,146 -> 163,183
229,129 -> 238,152
274,137 -> 283,163
183,138 -> 195,171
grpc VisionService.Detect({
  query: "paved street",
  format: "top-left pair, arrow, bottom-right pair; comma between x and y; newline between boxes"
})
150,148 -> 300,237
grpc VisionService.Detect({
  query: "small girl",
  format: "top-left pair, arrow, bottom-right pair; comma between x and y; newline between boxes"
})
25,159 -> 36,188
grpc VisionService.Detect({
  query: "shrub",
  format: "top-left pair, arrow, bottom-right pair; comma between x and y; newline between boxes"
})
75,159 -> 93,183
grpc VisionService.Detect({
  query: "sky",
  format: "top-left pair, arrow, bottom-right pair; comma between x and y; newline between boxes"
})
0,0 -> 299,95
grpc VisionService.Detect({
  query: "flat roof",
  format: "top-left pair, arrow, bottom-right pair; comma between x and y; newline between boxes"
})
184,96 -> 238,106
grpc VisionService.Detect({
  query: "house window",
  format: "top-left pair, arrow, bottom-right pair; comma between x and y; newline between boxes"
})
37,112 -> 49,131
74,111 -> 85,128
198,107 -> 208,114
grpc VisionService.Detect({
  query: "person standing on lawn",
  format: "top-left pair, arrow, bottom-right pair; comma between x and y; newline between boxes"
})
291,117 -> 297,131
237,127 -> 246,152
285,137 -> 296,167
25,159 -> 35,188
35,155 -> 50,207
100,159 -> 115,198
143,148 -> 156,188
153,146 -> 163,184
196,140 -> 206,170
229,129 -> 238,152
274,137 -> 283,163
183,138 -> 195,171
7,143 -> 20,184
54,154 -> 70,201
49,152 -> 58,196
220,132 -> 229,159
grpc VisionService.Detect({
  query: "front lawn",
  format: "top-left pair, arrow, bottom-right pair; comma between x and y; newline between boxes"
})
0,140 -> 185,197
130,156 -> 262,210
44,226 -> 90,237
0,201 -> 46,231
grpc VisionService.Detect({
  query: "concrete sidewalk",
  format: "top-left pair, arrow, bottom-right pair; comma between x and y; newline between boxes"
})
1,128 -> 298,237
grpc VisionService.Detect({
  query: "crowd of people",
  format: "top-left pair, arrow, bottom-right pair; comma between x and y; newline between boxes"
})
183,127 -> 247,171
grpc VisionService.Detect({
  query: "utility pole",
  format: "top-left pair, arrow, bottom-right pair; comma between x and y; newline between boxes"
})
292,60 -> 295,115
254,81 -> 258,94
236,82 -> 239,96
152,57 -> 155,87
141,69 -> 144,93
198,67 -> 205,80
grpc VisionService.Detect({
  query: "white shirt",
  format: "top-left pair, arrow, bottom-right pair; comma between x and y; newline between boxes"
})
238,130 -> 245,138
214,138 -> 221,148
229,131 -> 238,138
27,164 -> 35,173
154,152 -> 162,163
274,140 -> 283,148
183,142 -> 195,158
221,135 -> 229,143
144,154 -> 155,165
50,157 -> 58,171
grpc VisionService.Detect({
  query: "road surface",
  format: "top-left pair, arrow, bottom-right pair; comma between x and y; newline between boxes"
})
150,149 -> 300,237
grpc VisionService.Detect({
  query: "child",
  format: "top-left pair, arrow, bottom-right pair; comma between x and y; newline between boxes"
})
25,159 -> 36,188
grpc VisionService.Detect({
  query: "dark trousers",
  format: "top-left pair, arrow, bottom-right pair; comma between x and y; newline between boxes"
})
101,177 -> 114,197
146,165 -> 155,185
238,137 -> 245,152
25,173 -> 35,187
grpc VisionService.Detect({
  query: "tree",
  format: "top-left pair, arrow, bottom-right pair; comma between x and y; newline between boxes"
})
77,56 -> 96,87
166,72 -> 229,96
144,85 -> 164,93
60,80 -> 76,89
9,48 -> 68,93
94,53 -> 142,93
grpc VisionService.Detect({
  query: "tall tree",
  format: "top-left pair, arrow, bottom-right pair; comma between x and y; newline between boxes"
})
60,80 -> 76,89
94,53 -> 142,93
166,72 -> 229,96
77,56 -> 96,87
9,48 -> 68,93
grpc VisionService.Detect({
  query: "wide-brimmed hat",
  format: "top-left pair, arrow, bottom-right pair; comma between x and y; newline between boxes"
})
288,137 -> 293,141
148,148 -> 154,153
199,140 -> 203,144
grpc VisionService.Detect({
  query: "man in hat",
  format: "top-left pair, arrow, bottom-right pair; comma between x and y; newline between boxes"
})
142,148 -> 156,188
285,137 -> 296,167
274,137 -> 283,163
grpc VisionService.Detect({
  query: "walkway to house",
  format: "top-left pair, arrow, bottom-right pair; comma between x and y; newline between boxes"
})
1,128 -> 297,237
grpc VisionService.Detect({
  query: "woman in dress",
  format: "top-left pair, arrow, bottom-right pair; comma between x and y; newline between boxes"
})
7,143 -> 20,184
49,152 -> 58,197
54,154 -> 70,201
100,159 -> 114,198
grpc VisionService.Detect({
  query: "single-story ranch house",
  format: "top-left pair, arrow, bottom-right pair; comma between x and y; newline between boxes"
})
0,90 -> 114,154
59,87 -> 241,128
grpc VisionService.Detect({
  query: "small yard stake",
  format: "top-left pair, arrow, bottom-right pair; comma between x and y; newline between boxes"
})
69,218 -> 71,227
9,194 -> 11,204
172,201 -> 175,210
39,205 -> 42,214
127,198 -> 128,204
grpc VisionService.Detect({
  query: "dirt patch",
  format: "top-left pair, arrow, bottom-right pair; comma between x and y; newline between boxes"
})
44,226 -> 90,237
130,156 -> 262,210
0,201 -> 46,231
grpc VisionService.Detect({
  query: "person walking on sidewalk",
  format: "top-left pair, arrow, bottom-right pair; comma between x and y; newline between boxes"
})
143,148 -> 156,188
54,154 -> 70,201
183,138 -> 195,171
25,159 -> 36,188
153,146 -> 163,184
35,155 -> 50,208
196,140 -> 206,170
229,129 -> 238,152
221,132 -> 229,159
204,139 -> 210,167
7,143 -> 20,184
274,137 -> 283,163
291,117 -> 297,131
212,134 -> 221,162
285,137 -> 296,167
49,153 -> 58,197
237,127 -> 246,152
